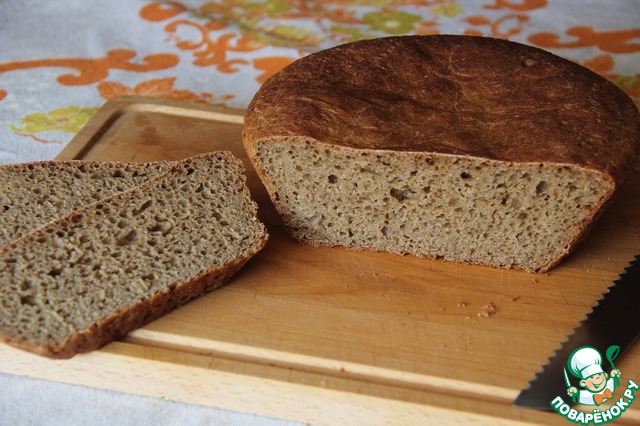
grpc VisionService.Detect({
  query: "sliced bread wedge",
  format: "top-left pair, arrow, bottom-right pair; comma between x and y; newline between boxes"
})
0,160 -> 171,247
0,152 -> 268,358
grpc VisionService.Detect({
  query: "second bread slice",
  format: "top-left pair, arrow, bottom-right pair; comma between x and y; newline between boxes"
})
0,160 -> 172,247
0,152 -> 268,358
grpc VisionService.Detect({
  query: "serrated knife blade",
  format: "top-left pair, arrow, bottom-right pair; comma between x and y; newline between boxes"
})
513,254 -> 640,410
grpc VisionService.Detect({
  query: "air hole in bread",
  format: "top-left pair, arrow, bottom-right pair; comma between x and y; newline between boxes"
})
535,181 -> 549,195
20,295 -> 35,306
134,200 -> 153,215
116,229 -> 138,246
47,268 -> 62,277
390,188 -> 415,202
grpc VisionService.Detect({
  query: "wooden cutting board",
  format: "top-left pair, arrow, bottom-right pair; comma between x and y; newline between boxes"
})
1,96 -> 638,425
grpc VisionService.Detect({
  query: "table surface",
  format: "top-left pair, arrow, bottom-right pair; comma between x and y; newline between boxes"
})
1,1 -> 639,425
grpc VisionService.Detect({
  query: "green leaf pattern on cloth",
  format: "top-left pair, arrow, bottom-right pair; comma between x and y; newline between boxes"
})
10,106 -> 99,135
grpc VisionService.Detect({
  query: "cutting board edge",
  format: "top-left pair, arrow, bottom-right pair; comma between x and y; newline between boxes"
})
56,96 -> 246,161
0,341 -> 563,426
25,95 -> 638,424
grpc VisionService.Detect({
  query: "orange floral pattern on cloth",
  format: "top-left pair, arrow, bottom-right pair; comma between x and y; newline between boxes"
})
529,27 -> 640,53
252,57 -> 297,84
464,14 -> 530,38
135,0 -> 640,101
0,0 -> 638,162
97,77 -> 234,104
483,0 -> 548,11
0,49 -> 178,86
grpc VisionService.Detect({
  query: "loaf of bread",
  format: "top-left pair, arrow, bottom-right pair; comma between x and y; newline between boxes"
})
0,152 -> 268,358
0,160 -> 171,247
243,35 -> 640,272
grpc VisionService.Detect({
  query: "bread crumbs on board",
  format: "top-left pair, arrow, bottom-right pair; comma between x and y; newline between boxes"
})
456,301 -> 501,319
477,303 -> 497,318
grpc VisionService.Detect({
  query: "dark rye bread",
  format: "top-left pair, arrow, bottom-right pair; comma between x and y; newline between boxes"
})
0,152 -> 268,358
0,160 -> 171,247
243,35 -> 640,272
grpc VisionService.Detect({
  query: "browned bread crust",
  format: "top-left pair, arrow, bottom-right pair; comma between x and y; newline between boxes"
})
243,35 -> 640,272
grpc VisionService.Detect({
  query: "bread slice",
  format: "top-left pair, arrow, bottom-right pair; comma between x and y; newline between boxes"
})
0,160 -> 171,247
0,152 -> 268,358
243,35 -> 640,272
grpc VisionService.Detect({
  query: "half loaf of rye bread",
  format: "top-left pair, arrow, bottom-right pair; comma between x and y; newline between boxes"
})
0,160 -> 171,247
0,152 -> 268,358
243,35 -> 640,273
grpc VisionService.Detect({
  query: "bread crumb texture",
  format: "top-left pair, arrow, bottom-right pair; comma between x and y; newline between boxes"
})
0,160 -> 170,247
0,153 -> 267,357
257,140 -> 607,272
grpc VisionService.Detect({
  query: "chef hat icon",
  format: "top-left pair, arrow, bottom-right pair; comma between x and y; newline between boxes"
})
568,346 -> 605,380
